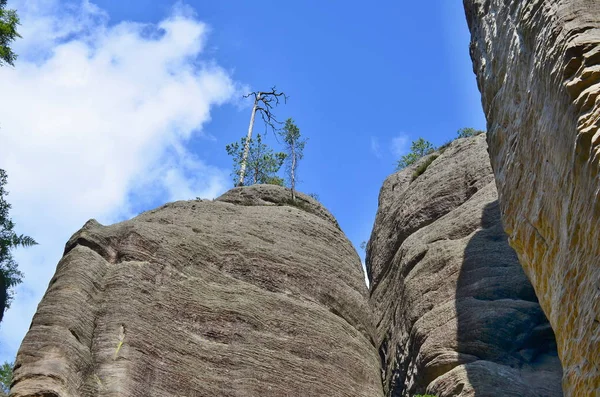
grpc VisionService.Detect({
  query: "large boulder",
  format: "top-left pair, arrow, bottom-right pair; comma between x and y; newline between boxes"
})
11,185 -> 383,397
367,135 -> 562,396
464,0 -> 600,394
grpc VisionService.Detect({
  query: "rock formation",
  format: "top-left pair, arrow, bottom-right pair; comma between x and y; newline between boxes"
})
464,0 -> 600,394
367,135 -> 562,396
11,185 -> 383,397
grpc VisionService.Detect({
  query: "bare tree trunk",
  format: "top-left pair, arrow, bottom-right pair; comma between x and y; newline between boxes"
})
291,142 -> 296,201
238,93 -> 260,186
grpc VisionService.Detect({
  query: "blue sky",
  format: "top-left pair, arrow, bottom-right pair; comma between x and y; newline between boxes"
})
0,0 -> 485,362
98,0 -> 485,254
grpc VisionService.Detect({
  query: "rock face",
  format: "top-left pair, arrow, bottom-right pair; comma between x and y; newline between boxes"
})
367,136 -> 562,396
463,0 -> 600,394
11,185 -> 383,397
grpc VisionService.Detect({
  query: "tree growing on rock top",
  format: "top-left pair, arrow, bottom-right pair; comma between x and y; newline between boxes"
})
237,87 -> 288,186
396,138 -> 435,170
226,133 -> 286,186
457,127 -> 485,138
278,118 -> 307,201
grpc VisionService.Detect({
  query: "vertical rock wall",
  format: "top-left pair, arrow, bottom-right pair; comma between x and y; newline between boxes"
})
464,1 -> 600,394
367,136 -> 562,396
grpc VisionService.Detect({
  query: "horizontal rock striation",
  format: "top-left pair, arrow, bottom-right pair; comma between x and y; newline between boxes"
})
11,185 -> 383,397
367,136 -> 562,396
464,0 -> 600,394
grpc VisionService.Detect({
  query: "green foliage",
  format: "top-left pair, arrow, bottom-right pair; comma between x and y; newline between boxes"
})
307,193 -> 319,201
263,176 -> 285,186
278,118 -> 307,199
0,0 -> 20,67
411,155 -> 438,181
396,138 -> 435,170
0,361 -> 12,393
226,134 -> 286,186
456,127 -> 485,139
437,139 -> 453,154
0,169 -> 37,310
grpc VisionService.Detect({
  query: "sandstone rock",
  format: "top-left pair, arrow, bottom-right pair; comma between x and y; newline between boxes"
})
464,0 -> 600,394
367,136 -> 562,396
11,185 -> 383,397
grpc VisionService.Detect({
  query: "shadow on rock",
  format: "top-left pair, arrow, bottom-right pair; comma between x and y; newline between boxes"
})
445,201 -> 563,396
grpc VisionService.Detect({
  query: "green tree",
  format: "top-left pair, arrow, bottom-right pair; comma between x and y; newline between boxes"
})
0,170 -> 37,319
238,87 -> 288,186
0,3 -> 31,323
457,127 -> 485,138
0,0 -> 21,67
0,361 -> 12,393
396,138 -> 435,170
226,133 -> 286,186
278,118 -> 307,201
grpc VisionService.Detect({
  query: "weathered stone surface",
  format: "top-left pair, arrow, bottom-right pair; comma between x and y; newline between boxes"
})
11,185 -> 383,397
463,0 -> 600,394
367,136 -> 562,396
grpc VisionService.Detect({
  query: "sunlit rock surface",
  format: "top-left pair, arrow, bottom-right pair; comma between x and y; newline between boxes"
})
464,0 -> 600,394
11,185 -> 383,397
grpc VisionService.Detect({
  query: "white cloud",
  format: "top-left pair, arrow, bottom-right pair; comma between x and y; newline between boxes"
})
391,134 -> 410,157
0,0 -> 239,360
370,136 -> 382,158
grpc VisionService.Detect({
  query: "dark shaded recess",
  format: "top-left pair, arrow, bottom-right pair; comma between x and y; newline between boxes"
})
456,201 -> 560,396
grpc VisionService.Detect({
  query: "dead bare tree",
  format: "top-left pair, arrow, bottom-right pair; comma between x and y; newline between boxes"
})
237,87 -> 288,186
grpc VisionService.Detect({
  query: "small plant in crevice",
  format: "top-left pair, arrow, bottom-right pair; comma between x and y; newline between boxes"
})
456,127 -> 485,139
411,155 -> 438,181
279,197 -> 310,212
437,139 -> 453,154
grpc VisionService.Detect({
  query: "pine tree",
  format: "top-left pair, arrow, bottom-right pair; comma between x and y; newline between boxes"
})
0,0 -> 21,67
396,138 -> 435,170
226,134 -> 286,186
278,118 -> 307,201
238,87 -> 288,186
0,361 -> 11,393
0,170 -> 37,320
